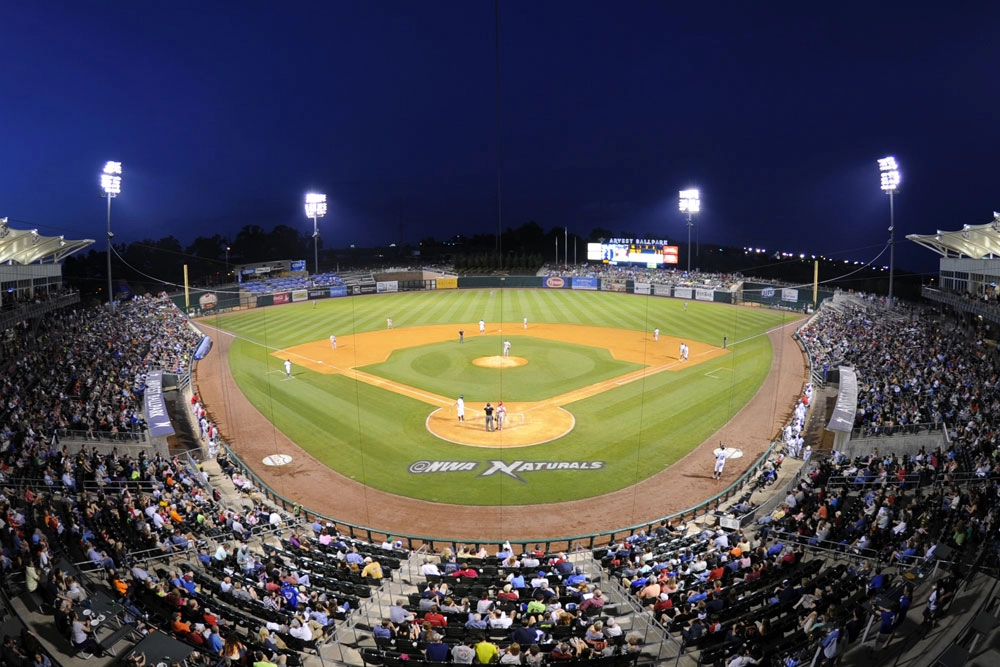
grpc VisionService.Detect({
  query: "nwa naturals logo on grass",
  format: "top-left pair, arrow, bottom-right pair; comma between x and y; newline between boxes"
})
408,460 -> 605,482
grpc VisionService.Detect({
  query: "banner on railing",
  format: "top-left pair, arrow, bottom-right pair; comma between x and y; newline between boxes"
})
634,282 -> 651,295
674,287 -> 692,299
653,283 -> 673,297
144,370 -> 175,438
601,279 -> 627,292
291,290 -> 308,302
827,367 -> 857,432
571,276 -> 598,291
377,281 -> 399,294
782,288 -> 799,302
194,336 -> 212,360
695,288 -> 714,301
329,286 -> 348,298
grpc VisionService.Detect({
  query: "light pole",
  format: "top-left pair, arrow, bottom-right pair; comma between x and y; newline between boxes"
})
679,188 -> 700,273
225,246 -> 231,280
878,157 -> 900,302
100,161 -> 122,311
304,193 -> 327,274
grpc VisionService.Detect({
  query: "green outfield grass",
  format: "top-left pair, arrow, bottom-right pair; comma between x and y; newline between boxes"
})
206,289 -> 798,505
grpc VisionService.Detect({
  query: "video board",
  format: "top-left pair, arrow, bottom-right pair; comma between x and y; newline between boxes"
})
587,238 -> 678,266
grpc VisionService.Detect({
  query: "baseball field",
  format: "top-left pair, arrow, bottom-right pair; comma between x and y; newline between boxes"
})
198,288 -> 799,511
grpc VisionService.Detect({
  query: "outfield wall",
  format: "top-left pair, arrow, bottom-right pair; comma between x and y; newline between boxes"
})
171,275 -> 743,315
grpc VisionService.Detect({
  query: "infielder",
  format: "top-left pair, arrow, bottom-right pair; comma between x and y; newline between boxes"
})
455,395 -> 465,422
654,327 -> 659,342
713,447 -> 728,480
503,340 -> 511,356
284,359 -> 292,378
330,334 -> 337,349
479,319 -> 486,334
523,317 -> 528,329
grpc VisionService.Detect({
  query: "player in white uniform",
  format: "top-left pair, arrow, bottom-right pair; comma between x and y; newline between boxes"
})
496,402 -> 507,430
713,448 -> 728,480
455,395 -> 465,422
387,317 -> 393,329
654,328 -> 659,342
503,340 -> 511,356
330,335 -> 337,349
479,319 -> 486,334
284,359 -> 292,378
523,317 -> 528,329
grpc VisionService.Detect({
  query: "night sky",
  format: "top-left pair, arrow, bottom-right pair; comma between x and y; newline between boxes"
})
2,1 -> 998,275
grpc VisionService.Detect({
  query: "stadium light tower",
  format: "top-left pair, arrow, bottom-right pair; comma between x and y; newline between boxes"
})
878,156 -> 901,302
304,193 -> 327,275
679,188 -> 700,273
100,161 -> 122,312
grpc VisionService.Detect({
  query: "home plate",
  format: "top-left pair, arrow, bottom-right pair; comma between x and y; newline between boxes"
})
262,454 -> 293,466
713,447 -> 743,459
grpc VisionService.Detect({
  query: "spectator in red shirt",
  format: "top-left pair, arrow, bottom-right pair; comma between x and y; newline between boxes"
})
423,605 -> 447,627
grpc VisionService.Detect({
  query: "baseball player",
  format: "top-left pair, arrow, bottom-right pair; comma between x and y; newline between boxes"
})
455,395 -> 465,422
523,317 -> 528,329
503,340 -> 511,357
496,401 -> 507,430
330,334 -> 337,349
654,327 -> 659,342
387,317 -> 393,329
713,447 -> 728,480
479,319 -> 486,334
284,359 -> 292,378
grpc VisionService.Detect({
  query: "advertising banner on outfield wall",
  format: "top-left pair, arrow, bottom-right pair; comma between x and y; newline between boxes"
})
273,292 -> 290,305
572,276 -> 599,290
673,287 -> 693,299
601,279 -> 627,292
377,281 -> 399,294
653,283 -> 673,297
292,290 -> 308,302
307,289 -> 328,300
696,288 -> 714,301
782,288 -> 799,302
544,276 -> 569,289
634,282 -> 651,295
290,260 -> 306,272
329,286 -> 348,298
144,370 -> 175,438
436,277 -> 458,289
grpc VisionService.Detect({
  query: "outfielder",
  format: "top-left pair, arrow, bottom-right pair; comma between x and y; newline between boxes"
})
284,359 -> 292,378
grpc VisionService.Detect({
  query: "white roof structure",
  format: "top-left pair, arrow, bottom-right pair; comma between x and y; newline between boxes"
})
0,218 -> 94,264
907,214 -> 1000,259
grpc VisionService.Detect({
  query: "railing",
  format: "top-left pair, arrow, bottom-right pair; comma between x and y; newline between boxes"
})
849,422 -> 945,439
57,428 -> 149,444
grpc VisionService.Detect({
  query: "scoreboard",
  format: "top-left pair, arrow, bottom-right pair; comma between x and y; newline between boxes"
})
587,238 -> 679,267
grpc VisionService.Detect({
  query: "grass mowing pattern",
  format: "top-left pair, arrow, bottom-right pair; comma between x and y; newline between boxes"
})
207,289 -> 795,505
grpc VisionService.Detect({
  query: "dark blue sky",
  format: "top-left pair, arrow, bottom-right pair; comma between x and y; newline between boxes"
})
2,1 -> 997,274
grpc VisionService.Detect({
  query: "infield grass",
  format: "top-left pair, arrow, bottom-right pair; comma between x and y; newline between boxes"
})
204,289 -> 798,505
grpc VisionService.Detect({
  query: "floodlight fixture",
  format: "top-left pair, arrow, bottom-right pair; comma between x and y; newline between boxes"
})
101,161 -> 122,196
305,192 -> 328,274
878,157 -> 900,193
678,189 -> 700,214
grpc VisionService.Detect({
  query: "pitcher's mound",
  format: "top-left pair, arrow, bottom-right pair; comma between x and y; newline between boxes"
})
473,355 -> 527,368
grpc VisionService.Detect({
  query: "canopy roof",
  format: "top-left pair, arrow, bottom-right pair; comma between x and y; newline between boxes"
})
0,218 -> 94,264
907,214 -> 1000,259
